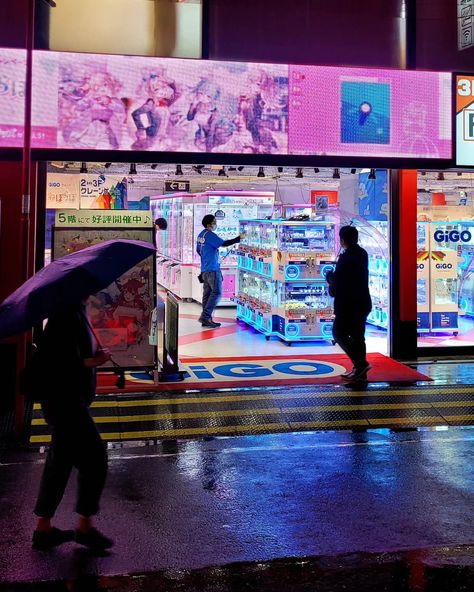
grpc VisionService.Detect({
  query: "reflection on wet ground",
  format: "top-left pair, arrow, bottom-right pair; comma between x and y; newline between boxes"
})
1,545 -> 473,591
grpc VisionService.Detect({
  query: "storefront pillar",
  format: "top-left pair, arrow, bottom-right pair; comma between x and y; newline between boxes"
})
390,169 -> 417,360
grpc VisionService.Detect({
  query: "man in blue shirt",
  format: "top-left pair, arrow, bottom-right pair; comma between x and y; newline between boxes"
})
196,214 -> 243,328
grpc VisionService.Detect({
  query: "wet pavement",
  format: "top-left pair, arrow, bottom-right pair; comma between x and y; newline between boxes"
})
1,545 -> 473,591
1,427 -> 473,586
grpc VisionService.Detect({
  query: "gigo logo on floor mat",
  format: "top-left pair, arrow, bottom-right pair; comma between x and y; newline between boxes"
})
181,359 -> 346,382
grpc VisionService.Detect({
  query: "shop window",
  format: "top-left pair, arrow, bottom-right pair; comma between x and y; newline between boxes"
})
417,172 -> 474,348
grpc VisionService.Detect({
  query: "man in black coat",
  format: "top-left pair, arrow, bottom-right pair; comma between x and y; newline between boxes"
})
327,226 -> 372,382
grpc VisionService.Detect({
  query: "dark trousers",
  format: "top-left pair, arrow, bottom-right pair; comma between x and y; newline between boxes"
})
332,313 -> 368,370
201,271 -> 222,321
34,401 -> 108,519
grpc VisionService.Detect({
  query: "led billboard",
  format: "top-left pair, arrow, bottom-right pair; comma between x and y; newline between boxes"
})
0,48 -> 26,147
31,51 -> 452,160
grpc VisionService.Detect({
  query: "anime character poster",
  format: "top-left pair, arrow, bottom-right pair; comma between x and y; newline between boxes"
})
52,227 -> 155,368
32,51 -> 289,154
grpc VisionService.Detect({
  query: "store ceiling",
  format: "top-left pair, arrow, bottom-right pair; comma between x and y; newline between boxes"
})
47,162 -> 360,191
48,162 -> 474,193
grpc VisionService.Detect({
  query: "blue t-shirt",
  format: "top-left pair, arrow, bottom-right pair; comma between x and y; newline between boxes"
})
196,230 -> 224,272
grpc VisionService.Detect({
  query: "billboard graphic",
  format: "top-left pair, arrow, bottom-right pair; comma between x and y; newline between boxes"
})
0,48 -> 26,147
30,51 -> 452,159
32,51 -> 288,154
288,65 -> 452,158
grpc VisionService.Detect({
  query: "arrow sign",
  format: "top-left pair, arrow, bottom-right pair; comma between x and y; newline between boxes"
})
164,180 -> 190,193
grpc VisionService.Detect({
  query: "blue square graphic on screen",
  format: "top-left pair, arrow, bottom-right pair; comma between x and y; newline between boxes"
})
340,81 -> 390,144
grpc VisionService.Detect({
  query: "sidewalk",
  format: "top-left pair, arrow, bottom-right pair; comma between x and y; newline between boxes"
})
1,426 -> 473,586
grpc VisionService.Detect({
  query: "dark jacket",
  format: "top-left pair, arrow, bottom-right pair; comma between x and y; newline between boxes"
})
36,305 -> 97,405
332,244 -> 372,317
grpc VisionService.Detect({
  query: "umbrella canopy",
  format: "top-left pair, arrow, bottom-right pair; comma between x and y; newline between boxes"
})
0,239 -> 155,340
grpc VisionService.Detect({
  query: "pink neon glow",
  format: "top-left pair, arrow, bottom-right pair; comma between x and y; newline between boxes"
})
0,48 -> 26,147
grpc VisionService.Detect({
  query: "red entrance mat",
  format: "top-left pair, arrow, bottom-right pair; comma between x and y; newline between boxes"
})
96,353 -> 431,394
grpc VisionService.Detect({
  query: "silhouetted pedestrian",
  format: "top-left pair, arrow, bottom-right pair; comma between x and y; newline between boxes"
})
327,226 -> 372,382
32,301 -> 114,551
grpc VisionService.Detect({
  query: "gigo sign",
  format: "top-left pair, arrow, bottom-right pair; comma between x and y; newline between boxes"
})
434,229 -> 472,243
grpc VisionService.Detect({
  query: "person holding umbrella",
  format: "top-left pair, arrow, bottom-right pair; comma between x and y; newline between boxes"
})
32,300 -> 113,551
0,239 -> 155,550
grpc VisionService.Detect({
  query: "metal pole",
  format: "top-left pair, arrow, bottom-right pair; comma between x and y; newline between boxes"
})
15,0 -> 35,437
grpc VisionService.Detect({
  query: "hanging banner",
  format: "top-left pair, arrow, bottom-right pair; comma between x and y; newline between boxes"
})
46,173 -> 80,209
79,174 -> 128,209
458,0 -> 474,50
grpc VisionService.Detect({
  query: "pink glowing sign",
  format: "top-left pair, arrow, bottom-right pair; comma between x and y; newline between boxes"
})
288,65 -> 452,158
0,48 -> 26,147
31,51 -> 288,153
30,51 -> 452,159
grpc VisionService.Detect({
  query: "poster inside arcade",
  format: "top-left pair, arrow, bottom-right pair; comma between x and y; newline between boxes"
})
53,217 -> 155,369
456,74 -> 474,166
30,50 -> 452,159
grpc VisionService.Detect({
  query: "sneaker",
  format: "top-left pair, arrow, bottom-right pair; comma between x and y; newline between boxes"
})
341,367 -> 356,380
347,363 -> 372,382
201,320 -> 221,328
32,527 -> 74,550
75,527 -> 114,550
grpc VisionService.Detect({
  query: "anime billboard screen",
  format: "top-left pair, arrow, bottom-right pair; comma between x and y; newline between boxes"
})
288,65 -> 452,158
52,227 -> 155,368
31,51 -> 452,159
32,51 -> 288,154
0,48 -> 26,147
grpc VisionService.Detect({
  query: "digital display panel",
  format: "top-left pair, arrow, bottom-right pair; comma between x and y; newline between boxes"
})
288,65 -> 452,158
31,50 -> 452,159
456,74 -> 474,165
31,51 -> 288,154
0,48 -> 26,147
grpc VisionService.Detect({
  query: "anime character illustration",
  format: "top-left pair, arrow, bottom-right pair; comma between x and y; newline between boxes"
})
244,69 -> 287,153
113,269 -> 152,345
212,110 -> 255,154
400,102 -> 440,157
186,79 -> 223,151
131,67 -> 180,150
60,68 -> 126,149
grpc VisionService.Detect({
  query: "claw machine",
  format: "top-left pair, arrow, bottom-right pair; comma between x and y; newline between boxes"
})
151,191 -> 274,304
236,219 -> 337,343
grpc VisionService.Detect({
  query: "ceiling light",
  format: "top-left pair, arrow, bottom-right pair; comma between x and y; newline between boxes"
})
332,168 -> 340,179
368,168 -> 376,180
457,172 -> 463,177
421,170 -> 426,176
296,168 -> 303,178
257,167 -> 265,178
437,172 -> 445,181
175,164 -> 183,176
129,163 -> 137,175
218,166 -> 226,177
128,177 -> 134,184
237,166 -> 245,172
314,168 -> 320,174
277,167 -> 284,173
350,168 -> 357,174
80,162 -> 88,174
104,162 -> 111,169
151,163 -> 158,170
192,165 -> 203,175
